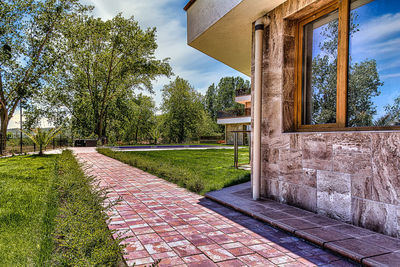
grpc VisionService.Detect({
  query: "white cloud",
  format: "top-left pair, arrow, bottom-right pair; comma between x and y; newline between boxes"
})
352,12 -> 400,45
381,72 -> 400,79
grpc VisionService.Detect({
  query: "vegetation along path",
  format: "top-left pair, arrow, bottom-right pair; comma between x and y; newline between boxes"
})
76,149 -> 354,266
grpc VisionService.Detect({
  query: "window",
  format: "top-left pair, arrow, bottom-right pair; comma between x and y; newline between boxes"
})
296,0 -> 400,130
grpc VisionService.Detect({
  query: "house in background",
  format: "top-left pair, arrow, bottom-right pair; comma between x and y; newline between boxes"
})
217,88 -> 251,145
185,0 -> 400,238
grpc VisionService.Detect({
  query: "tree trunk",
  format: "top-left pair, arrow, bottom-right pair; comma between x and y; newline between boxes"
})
39,144 -> 43,156
135,125 -> 139,144
0,113 -> 9,154
97,115 -> 104,142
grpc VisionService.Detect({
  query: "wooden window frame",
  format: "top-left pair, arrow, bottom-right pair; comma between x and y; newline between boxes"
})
294,0 -> 400,132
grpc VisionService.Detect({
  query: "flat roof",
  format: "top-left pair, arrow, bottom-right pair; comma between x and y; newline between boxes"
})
184,0 -> 197,11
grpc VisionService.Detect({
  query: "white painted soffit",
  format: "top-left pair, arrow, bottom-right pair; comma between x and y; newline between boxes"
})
235,94 -> 251,104
217,117 -> 251,125
186,0 -> 286,76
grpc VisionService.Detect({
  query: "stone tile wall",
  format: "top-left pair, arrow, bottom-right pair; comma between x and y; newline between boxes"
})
252,0 -> 400,237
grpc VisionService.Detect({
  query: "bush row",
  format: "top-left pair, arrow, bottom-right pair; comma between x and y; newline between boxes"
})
44,150 -> 124,266
97,148 -> 205,194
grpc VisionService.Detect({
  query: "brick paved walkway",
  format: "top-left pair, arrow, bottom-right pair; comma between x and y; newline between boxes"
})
77,151 -> 354,267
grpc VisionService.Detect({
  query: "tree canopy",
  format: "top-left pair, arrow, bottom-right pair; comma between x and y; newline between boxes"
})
32,13 -> 172,142
0,0 -> 87,152
161,77 -> 216,143
204,76 -> 250,121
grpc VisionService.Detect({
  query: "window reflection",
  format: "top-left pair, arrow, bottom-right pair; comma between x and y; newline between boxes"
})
348,0 -> 400,127
302,10 -> 339,125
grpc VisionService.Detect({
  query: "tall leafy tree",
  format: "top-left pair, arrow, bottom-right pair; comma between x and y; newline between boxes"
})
161,77 -> 206,143
204,83 -> 217,120
204,76 -> 250,122
121,94 -> 156,143
216,77 -> 250,111
0,0 -> 86,152
44,14 -> 171,141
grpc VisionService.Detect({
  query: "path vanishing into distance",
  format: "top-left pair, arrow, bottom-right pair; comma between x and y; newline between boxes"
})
75,148 -> 354,267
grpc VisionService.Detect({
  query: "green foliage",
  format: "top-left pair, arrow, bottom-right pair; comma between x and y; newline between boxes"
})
161,77 -> 211,143
98,148 -> 250,195
204,77 -> 250,123
0,154 -> 56,265
33,13 -> 171,141
0,0 -> 88,151
22,127 -> 62,156
121,94 -> 157,143
216,77 -> 250,111
375,95 -> 400,126
51,150 -> 124,266
204,83 -> 218,120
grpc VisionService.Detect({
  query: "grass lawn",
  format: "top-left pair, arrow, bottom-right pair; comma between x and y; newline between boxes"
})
0,152 -> 124,266
0,155 -> 56,265
98,148 -> 251,194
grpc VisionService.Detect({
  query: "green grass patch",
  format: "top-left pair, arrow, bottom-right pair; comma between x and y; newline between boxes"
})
98,148 -> 250,195
0,154 -> 56,265
50,150 -> 124,266
0,151 -> 124,266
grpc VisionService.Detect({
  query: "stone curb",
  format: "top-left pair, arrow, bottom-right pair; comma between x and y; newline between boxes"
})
205,189 -> 399,267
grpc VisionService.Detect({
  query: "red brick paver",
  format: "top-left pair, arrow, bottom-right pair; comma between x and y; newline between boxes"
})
77,151 -> 354,267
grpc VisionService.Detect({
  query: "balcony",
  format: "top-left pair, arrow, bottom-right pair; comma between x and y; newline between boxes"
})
217,108 -> 251,125
235,88 -> 251,104
236,87 -> 251,97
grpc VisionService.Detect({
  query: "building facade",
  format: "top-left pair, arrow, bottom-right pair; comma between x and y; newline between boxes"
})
216,90 -> 251,145
185,0 -> 400,238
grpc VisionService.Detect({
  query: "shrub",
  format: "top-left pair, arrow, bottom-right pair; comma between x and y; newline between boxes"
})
50,150 -> 124,266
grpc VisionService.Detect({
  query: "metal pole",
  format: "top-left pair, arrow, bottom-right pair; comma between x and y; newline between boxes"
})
20,100 -> 23,154
234,132 -> 238,169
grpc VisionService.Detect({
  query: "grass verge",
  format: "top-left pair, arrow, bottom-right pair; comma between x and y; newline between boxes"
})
50,150 -> 124,266
97,148 -> 250,195
0,151 -> 124,266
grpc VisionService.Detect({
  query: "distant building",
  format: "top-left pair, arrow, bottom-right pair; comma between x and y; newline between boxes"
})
216,88 -> 251,145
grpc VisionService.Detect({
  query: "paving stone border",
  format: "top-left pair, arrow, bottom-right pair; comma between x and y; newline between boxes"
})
205,182 -> 400,267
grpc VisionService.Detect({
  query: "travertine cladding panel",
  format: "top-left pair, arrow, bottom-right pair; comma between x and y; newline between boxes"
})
254,0 -> 400,237
317,170 -> 351,222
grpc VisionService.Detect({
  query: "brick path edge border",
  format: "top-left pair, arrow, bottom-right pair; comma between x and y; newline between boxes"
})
205,192 -> 365,266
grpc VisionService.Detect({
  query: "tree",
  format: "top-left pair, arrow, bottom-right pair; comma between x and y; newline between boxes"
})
161,77 -> 206,143
375,95 -> 400,126
204,84 -> 217,120
0,0 -> 86,153
204,77 -> 250,123
43,14 -> 171,142
121,94 -> 156,143
216,77 -> 250,111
